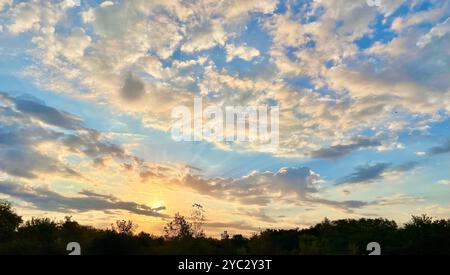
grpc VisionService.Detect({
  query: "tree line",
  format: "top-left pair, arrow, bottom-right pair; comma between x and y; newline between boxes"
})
1,200 -> 450,255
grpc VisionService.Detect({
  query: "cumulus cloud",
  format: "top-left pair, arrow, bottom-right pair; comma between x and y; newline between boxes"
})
0,0 -> 447,159
0,180 -> 167,218
6,0 -> 76,34
225,44 -> 260,62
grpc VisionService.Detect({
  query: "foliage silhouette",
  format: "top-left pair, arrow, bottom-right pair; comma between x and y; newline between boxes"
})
112,220 -> 138,236
164,213 -> 194,240
0,200 -> 22,242
1,200 -> 450,255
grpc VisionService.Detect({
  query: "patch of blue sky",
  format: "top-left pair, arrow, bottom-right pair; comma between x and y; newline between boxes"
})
427,118 -> 450,138
401,157 -> 450,203
275,0 -> 324,24
224,57 -> 271,79
354,14 -> 397,50
284,76 -> 315,91
204,16 -> 274,78
411,0 -> 437,13
135,130 -> 304,178
236,16 -> 272,53
209,48 -> 275,81
0,32 -> 35,56
398,0 -> 449,23
274,0 -> 288,15
168,47 -> 210,66
284,75 -> 347,102
206,45 -> 229,68
54,7 -> 84,36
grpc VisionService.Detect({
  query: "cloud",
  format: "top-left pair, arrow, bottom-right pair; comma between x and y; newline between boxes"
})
337,163 -> 390,185
6,0 -> 76,34
120,72 -> 146,101
12,96 -> 84,130
181,19 -> 228,53
0,0 -> 11,12
438,179 -> 450,185
1,0 -> 447,159
310,136 -> 383,159
417,17 -> 450,48
0,180 -> 167,218
428,138 -> 450,156
0,92 -> 163,180
0,145 -> 80,179
337,162 -> 419,185
375,194 -> 426,206
225,44 -> 260,62
174,167 -> 371,211
235,208 -> 277,223
177,167 -> 321,206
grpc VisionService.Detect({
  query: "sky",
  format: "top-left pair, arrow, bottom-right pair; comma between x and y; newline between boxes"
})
0,0 -> 449,237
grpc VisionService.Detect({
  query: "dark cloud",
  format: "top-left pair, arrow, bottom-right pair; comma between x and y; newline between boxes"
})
428,138 -> 450,156
13,97 -> 83,130
61,130 -> 126,160
178,167 -> 320,206
175,167 -> 370,211
120,72 -> 146,101
337,162 -> 419,185
310,136 -> 382,160
0,92 -> 173,215
0,147 -> 80,179
337,163 -> 392,185
0,124 -> 82,179
0,92 -> 147,180
394,161 -> 420,172
0,181 -> 167,218
308,197 -> 370,212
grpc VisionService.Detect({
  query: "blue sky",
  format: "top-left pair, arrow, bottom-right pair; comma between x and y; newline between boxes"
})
0,0 -> 449,236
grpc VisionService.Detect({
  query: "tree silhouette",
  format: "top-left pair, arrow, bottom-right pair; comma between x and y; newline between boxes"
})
0,200 -> 23,242
221,231 -> 230,240
164,213 -> 193,240
191,204 -> 206,238
112,220 -> 138,236
2,199 -> 450,255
